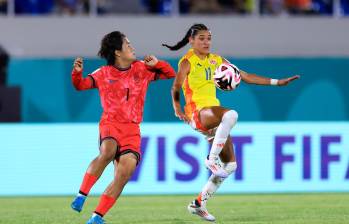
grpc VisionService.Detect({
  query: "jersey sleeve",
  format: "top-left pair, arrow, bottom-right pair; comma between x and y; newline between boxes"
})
146,60 -> 176,81
72,67 -> 101,90
87,68 -> 101,88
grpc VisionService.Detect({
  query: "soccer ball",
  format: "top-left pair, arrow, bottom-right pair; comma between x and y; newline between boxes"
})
214,63 -> 241,91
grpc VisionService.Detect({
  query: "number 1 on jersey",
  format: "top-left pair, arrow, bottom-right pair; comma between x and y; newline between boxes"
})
126,88 -> 129,101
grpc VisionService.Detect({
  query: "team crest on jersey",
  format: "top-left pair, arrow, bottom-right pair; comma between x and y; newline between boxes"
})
209,59 -> 217,65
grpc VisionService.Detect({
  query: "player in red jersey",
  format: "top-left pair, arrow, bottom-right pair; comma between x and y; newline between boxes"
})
70,31 -> 175,224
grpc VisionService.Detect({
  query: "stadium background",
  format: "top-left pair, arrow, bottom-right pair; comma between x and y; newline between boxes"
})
0,1 -> 348,223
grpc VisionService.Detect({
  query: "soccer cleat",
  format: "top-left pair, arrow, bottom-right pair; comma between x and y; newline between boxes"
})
205,157 -> 229,178
71,194 -> 86,213
187,200 -> 216,222
86,214 -> 105,224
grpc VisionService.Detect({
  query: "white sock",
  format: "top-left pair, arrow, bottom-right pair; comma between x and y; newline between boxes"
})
198,162 -> 237,207
199,174 -> 224,208
209,110 -> 238,160
77,193 -> 86,198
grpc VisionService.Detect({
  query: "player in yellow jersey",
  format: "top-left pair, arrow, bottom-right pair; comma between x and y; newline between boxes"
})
163,24 -> 299,222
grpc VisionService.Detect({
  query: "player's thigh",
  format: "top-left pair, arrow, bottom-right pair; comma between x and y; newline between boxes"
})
114,153 -> 138,182
199,106 -> 230,130
219,136 -> 236,163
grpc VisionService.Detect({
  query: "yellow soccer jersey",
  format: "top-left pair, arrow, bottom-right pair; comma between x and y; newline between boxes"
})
180,49 -> 223,119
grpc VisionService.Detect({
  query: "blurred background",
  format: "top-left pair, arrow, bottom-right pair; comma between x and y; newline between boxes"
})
0,0 -> 348,197
0,0 -> 349,16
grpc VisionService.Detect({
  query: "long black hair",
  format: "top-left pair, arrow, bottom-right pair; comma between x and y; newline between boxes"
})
162,24 -> 209,51
98,31 -> 125,65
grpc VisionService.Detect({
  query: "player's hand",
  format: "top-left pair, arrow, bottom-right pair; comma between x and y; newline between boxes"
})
278,75 -> 300,86
144,55 -> 158,67
73,57 -> 83,72
174,108 -> 190,123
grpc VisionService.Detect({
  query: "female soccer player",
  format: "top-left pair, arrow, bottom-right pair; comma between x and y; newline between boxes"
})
163,24 -> 299,222
71,31 -> 175,224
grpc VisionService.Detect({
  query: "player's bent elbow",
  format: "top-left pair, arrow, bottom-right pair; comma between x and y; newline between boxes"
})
168,73 -> 176,79
172,83 -> 182,90
73,85 -> 84,91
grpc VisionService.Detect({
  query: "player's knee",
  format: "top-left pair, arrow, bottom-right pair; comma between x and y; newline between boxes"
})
224,162 -> 237,175
99,150 -> 115,163
117,169 -> 134,184
222,110 -> 238,128
99,140 -> 117,162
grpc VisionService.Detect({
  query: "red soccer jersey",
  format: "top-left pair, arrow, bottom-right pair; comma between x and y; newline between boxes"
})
72,60 -> 175,124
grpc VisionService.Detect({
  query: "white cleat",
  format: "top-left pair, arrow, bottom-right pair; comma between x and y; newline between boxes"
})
205,157 -> 229,178
187,200 -> 216,222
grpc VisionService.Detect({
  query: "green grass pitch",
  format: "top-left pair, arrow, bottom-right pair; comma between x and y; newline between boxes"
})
0,194 -> 348,224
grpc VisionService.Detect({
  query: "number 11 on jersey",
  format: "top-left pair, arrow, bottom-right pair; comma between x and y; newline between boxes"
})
205,67 -> 212,81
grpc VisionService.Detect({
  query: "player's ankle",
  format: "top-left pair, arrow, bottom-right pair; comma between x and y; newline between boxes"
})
194,199 -> 201,207
77,192 -> 87,198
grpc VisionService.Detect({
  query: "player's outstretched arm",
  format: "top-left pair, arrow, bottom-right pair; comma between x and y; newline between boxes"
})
221,58 -> 300,86
240,70 -> 300,86
71,57 -> 95,91
171,59 -> 190,123
144,55 -> 176,80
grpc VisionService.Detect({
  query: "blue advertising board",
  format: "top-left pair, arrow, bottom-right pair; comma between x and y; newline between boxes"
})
0,123 -> 348,195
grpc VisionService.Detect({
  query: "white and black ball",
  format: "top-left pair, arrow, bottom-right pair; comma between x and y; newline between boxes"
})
214,63 -> 241,91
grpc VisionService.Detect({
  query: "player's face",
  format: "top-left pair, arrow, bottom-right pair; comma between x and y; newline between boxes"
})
119,37 -> 136,62
191,30 -> 211,55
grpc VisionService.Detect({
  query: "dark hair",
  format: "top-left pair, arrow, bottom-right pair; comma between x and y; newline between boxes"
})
162,24 -> 209,51
98,31 -> 125,65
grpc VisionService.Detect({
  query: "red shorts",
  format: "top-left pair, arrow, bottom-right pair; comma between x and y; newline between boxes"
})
99,121 -> 141,163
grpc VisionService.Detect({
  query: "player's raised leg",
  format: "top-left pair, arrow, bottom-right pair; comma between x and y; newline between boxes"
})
188,137 -> 237,222
199,107 -> 238,178
71,139 -> 118,212
86,152 -> 138,224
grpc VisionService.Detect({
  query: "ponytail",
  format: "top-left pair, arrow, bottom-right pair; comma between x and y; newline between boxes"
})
162,24 -> 209,51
